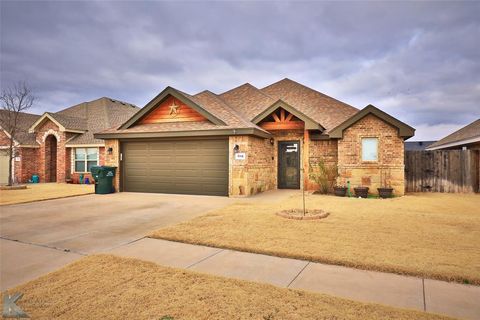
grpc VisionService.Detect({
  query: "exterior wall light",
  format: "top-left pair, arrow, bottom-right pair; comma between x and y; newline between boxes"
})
233,144 -> 239,153
269,138 -> 274,145
107,147 -> 113,155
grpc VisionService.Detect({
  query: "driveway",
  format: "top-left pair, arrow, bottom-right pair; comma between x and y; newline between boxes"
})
0,192 -> 233,290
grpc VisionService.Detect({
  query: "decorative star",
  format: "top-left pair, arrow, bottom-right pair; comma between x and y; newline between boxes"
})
169,101 -> 180,116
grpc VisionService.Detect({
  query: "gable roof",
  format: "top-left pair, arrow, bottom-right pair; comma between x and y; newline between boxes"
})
260,78 -> 359,130
18,97 -> 139,146
0,110 -> 40,146
328,104 -> 415,139
97,89 -> 270,139
120,87 -> 227,129
96,79 -> 413,140
426,119 -> 480,150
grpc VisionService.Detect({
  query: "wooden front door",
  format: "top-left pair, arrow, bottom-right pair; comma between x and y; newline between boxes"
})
278,141 -> 300,189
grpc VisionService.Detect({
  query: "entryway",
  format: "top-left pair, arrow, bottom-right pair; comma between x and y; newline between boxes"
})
45,135 -> 57,182
277,140 -> 300,189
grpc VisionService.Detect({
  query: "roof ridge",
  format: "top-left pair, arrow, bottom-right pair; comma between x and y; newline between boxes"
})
261,78 -> 357,110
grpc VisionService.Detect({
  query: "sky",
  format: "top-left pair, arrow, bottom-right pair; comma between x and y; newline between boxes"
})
1,1 -> 479,141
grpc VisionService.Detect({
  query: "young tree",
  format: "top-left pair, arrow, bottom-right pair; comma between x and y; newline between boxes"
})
0,82 -> 35,186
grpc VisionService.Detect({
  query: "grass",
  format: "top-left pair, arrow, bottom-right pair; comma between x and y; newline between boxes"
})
151,192 -> 480,285
0,183 -> 94,205
3,254 -> 452,319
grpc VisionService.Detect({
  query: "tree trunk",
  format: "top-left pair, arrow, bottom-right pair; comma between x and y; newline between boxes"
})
8,138 -> 14,186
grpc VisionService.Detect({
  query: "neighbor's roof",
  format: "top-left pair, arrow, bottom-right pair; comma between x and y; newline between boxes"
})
96,78 -> 413,140
5,97 -> 139,147
427,119 -> 480,150
0,110 -> 40,145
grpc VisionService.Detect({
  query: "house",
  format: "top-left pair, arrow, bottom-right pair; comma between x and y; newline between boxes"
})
0,97 -> 139,184
95,79 -> 415,197
426,119 -> 480,151
405,141 -> 436,151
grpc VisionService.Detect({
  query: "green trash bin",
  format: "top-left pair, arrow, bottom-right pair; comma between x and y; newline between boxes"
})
90,166 -> 117,194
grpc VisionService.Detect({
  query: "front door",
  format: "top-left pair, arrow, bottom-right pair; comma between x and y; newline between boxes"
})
278,140 -> 300,189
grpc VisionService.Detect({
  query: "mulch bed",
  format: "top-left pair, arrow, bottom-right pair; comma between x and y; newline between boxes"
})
275,209 -> 329,220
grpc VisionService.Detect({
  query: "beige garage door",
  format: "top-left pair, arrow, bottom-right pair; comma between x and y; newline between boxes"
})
0,150 -> 9,185
123,139 -> 229,196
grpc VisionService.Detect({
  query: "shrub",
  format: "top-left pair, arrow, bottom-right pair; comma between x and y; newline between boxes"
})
309,159 -> 338,194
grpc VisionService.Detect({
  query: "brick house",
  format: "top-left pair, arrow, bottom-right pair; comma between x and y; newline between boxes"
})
0,98 -> 138,184
96,79 -> 415,196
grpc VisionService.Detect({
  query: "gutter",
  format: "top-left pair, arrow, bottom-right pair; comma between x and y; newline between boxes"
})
94,128 -> 272,140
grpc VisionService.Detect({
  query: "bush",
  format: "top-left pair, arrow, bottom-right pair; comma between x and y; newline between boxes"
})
309,160 -> 338,194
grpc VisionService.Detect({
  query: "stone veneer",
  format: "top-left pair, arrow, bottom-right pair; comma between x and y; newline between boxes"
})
337,114 -> 405,196
103,139 -> 121,191
229,135 -> 275,196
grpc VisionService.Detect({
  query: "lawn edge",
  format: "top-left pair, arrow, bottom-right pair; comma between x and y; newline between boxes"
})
0,191 -> 94,206
147,235 -> 480,286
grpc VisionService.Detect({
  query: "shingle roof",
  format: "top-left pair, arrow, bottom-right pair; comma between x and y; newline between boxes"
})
219,83 -> 276,120
0,110 -> 40,145
427,119 -> 480,149
1,97 -> 139,147
260,78 -> 358,130
98,79 -> 412,140
61,97 -> 139,145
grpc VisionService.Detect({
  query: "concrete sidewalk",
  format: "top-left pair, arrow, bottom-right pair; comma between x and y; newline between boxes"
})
109,238 -> 480,320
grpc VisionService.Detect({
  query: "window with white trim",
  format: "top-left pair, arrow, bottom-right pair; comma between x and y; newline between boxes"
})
361,138 -> 378,161
74,148 -> 99,172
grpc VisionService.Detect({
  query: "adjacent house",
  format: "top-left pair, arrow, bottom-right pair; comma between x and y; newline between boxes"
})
426,119 -> 480,151
0,97 -> 139,184
95,79 -> 415,197
405,141 -> 436,151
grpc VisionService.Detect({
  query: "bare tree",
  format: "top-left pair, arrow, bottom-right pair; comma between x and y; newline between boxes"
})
0,82 -> 35,186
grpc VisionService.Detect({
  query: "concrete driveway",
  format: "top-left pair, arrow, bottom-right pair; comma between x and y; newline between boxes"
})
0,192 -> 232,290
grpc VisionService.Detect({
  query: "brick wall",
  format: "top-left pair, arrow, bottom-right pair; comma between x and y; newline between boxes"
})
337,114 -> 405,195
15,147 -> 39,183
308,139 -> 338,191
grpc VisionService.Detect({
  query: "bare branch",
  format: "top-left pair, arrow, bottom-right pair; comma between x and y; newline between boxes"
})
0,81 -> 35,185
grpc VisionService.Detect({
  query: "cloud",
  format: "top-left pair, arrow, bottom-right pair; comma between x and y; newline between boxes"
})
1,1 -> 479,140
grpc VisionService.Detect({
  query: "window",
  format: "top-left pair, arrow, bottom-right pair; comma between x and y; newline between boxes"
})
74,148 -> 98,172
362,138 -> 378,161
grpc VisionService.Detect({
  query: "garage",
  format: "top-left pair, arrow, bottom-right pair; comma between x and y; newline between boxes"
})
122,138 -> 229,196
0,150 -> 9,185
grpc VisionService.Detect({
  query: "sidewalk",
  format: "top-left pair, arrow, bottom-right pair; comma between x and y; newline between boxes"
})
108,238 -> 480,320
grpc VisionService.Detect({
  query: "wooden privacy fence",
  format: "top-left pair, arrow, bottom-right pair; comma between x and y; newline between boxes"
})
405,150 -> 479,193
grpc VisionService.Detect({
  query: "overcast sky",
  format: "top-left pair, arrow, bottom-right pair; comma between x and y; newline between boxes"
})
1,1 -> 479,140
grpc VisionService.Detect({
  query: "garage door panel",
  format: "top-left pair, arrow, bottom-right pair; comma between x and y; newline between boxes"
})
123,139 -> 228,196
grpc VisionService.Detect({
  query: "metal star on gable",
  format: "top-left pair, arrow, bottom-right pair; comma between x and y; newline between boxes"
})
169,100 -> 180,116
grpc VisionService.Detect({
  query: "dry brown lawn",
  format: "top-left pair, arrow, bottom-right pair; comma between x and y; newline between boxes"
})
151,192 -> 480,285
0,183 -> 94,205
3,254 -> 452,320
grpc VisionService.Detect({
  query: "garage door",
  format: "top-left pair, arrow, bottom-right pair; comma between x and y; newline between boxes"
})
123,139 -> 228,196
0,150 -> 9,185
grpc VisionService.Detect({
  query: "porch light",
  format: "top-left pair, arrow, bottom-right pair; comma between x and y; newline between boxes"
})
107,147 -> 113,155
233,144 -> 239,153
269,138 -> 274,145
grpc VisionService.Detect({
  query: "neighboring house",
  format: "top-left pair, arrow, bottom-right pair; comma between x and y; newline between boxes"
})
0,111 -> 41,184
0,97 -> 138,184
96,78 -> 415,197
405,141 -> 436,151
426,119 -> 480,151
